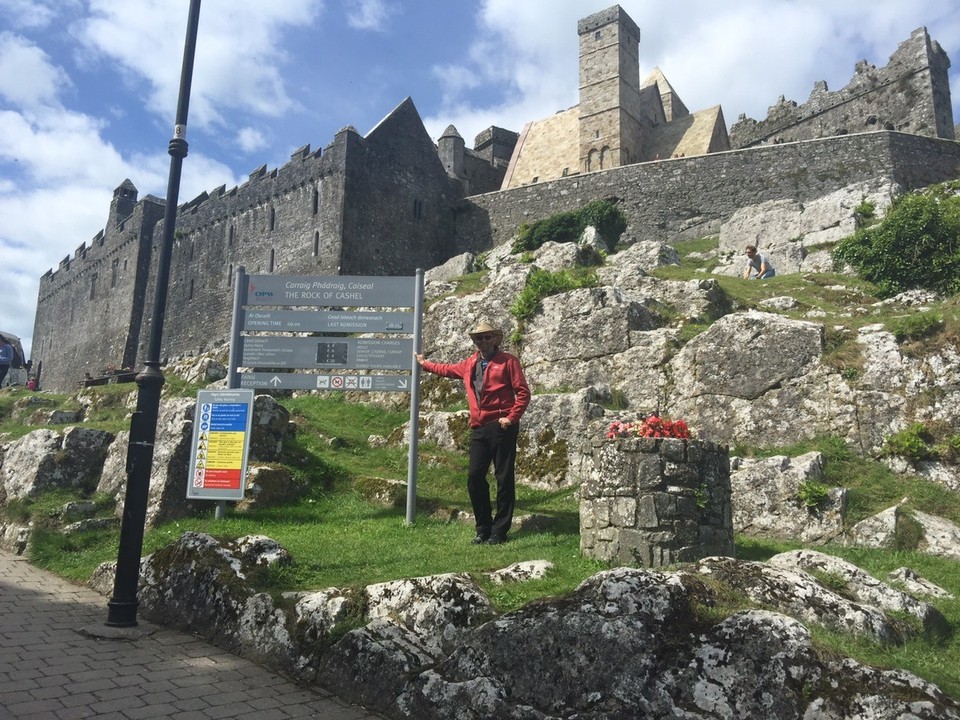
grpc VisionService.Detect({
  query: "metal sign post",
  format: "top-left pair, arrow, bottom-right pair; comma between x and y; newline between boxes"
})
405,269 -> 424,525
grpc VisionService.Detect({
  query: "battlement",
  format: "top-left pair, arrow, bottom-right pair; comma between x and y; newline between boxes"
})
730,26 -> 954,147
577,4 -> 639,40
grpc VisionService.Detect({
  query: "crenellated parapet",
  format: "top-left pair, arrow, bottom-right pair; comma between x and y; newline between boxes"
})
730,27 -> 954,148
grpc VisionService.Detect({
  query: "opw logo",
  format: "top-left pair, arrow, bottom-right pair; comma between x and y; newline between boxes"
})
254,291 -> 274,297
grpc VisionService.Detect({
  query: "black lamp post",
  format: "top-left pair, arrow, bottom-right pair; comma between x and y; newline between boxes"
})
107,0 -> 202,627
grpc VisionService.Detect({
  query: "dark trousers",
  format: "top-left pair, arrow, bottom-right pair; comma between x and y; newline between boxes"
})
0,365 -> 8,387
467,421 -> 519,539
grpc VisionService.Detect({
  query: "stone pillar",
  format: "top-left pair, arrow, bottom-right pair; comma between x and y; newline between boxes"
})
579,437 -> 734,566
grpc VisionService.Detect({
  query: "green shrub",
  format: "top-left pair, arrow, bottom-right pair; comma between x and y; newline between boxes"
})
882,423 -> 934,461
832,185 -> 960,298
510,267 -> 599,321
797,480 -> 831,509
512,200 -> 626,253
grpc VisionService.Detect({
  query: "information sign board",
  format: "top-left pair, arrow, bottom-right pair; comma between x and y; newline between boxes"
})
245,275 -> 413,307
239,372 -> 411,392
186,389 -> 254,501
240,336 -> 413,370
242,309 -> 413,333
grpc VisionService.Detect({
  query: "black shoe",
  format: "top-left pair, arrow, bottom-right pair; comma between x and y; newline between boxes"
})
486,535 -> 506,545
471,534 -> 490,545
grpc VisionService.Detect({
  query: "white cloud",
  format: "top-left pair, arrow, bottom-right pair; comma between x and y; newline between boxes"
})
345,0 -> 393,31
236,127 -> 268,154
0,33 -> 69,109
0,0 -> 70,30
73,0 -> 324,130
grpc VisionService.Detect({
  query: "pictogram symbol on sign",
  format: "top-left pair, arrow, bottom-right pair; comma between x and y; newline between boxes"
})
316,375 -> 330,388
345,376 -> 358,388
331,376 -> 344,388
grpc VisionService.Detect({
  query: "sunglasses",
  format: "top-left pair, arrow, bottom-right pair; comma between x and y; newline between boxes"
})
473,334 -> 495,341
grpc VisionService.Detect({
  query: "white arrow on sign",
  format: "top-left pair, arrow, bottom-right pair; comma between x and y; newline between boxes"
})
399,379 -> 408,389
270,376 -> 282,386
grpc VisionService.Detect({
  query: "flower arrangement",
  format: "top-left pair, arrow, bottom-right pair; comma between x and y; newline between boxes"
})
606,415 -> 692,439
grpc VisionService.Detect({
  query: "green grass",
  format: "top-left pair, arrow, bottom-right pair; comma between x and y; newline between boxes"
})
8,238 -> 960,700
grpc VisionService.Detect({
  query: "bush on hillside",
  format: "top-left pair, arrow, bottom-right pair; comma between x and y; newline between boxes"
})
512,200 -> 627,253
832,183 -> 960,298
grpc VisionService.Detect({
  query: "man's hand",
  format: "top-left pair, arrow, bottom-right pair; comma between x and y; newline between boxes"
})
498,417 -> 512,429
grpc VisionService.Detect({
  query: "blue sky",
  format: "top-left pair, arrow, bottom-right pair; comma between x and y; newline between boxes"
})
2,0 -> 960,360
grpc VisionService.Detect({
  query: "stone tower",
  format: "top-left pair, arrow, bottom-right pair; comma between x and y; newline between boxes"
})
106,179 -> 138,236
577,5 -> 644,173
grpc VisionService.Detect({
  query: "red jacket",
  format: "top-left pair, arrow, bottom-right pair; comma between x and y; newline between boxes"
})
422,350 -> 530,428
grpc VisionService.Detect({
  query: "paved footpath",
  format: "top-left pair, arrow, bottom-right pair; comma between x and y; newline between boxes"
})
0,551 -> 387,719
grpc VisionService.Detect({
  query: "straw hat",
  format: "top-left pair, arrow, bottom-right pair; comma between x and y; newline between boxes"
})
468,321 -> 503,342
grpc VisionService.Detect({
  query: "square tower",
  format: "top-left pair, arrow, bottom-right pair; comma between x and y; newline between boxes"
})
578,5 -> 645,173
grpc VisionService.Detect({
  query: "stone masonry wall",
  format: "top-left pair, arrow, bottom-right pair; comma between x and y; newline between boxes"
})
580,437 -> 733,567
729,27 -> 954,148
452,131 -> 960,253
135,138 -> 350,369
32,197 -> 164,389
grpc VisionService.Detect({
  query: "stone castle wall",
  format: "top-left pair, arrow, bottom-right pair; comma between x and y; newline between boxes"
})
729,27 -> 954,148
35,101 -> 465,391
33,198 -> 164,386
452,131 -> 960,254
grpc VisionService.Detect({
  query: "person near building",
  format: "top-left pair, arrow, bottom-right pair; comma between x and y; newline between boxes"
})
743,244 -> 776,279
415,321 -> 530,545
0,338 -> 12,387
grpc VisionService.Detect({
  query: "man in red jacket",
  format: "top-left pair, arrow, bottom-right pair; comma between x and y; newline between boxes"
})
415,321 -> 530,545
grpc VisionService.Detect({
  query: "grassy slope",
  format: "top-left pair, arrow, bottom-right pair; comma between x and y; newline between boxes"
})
2,240 -> 960,698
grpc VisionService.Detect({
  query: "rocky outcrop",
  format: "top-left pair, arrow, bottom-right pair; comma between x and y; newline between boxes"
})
0,426 -> 114,502
714,180 -> 897,275
105,533 -> 960,720
730,452 -> 846,543
850,505 -> 960,560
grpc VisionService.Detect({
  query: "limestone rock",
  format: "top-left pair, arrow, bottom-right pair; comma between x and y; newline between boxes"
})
731,452 -> 846,543
365,573 -> 493,656
249,394 -> 291,461
886,567 -> 954,599
237,465 -> 308,511
716,180 -> 896,275
487,560 -> 553,585
0,426 -> 113,501
696,556 -> 910,644
913,510 -> 960,561
517,386 -> 610,489
94,532 -> 960,719
317,619 -> 438,714
849,505 -> 901,548
522,286 -> 659,379
425,252 -> 476,283
768,549 -> 947,636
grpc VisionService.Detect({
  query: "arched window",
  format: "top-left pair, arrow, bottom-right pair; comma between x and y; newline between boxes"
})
269,249 -> 275,272
269,207 -> 276,231
600,146 -> 611,169
587,148 -> 599,172
313,231 -> 320,257
312,187 -> 319,214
